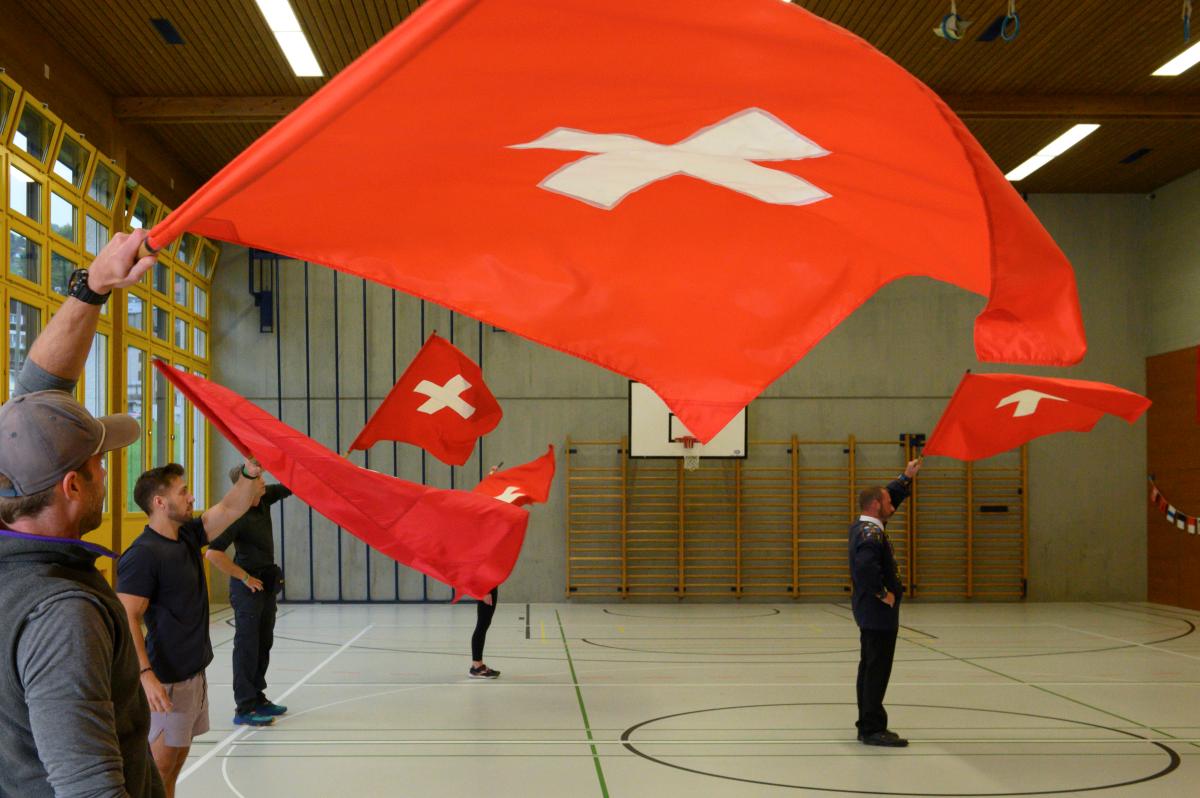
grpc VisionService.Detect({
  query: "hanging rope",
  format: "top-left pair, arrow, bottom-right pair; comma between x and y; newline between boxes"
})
1001,0 -> 1021,41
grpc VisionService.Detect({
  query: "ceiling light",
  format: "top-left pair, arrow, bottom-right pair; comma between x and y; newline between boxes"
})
254,0 -> 323,77
1153,40 -> 1200,76
1005,124 -> 1100,182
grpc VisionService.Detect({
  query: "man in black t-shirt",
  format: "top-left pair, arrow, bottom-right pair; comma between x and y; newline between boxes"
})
206,468 -> 292,724
117,459 -> 263,798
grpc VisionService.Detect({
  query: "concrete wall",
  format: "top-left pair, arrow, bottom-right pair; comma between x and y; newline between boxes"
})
1144,170 -> 1200,357
210,193 -> 1156,603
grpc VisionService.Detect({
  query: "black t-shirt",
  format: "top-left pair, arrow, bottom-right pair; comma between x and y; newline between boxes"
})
116,518 -> 212,683
208,485 -> 291,577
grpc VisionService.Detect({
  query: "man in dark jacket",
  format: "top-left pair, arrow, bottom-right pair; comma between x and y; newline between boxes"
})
849,457 -> 921,748
0,231 -> 165,797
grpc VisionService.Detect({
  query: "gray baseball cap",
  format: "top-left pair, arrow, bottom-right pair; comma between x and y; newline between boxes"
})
0,390 -> 140,498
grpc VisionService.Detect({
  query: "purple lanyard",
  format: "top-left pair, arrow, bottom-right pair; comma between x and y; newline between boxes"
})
0,527 -> 117,558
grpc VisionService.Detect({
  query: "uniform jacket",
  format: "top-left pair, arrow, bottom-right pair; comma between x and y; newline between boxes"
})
848,476 -> 912,631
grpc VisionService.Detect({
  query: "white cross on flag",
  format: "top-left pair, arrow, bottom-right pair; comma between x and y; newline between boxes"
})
924,373 -> 1150,461
348,334 -> 501,466
474,446 -> 557,508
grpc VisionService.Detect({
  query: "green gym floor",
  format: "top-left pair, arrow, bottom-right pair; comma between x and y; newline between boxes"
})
179,601 -> 1200,797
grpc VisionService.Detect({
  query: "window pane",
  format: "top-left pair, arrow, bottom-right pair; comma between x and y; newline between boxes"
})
130,195 -> 155,230
85,215 -> 109,256
173,370 -> 187,467
89,162 -> 118,210
54,134 -> 89,187
177,233 -> 199,266
50,252 -> 77,297
193,327 -> 207,359
153,262 -> 169,294
127,293 -> 146,331
9,230 -> 42,284
174,273 -> 189,307
50,192 -> 78,242
13,103 -> 53,163
197,247 -> 215,278
152,306 -> 169,341
84,333 -> 108,418
9,165 -> 41,222
125,347 -> 145,511
0,82 -> 14,135
174,318 -> 188,350
192,377 -> 206,507
152,367 -> 169,468
8,299 -> 42,397
193,285 -> 208,318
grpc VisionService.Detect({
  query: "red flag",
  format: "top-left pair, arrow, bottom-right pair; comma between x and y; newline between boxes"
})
472,446 -> 556,507
148,0 -> 1085,443
924,373 -> 1150,461
153,361 -> 524,598
348,334 -> 500,465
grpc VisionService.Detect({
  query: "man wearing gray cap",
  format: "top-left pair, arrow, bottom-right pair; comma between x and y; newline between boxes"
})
0,231 -> 165,797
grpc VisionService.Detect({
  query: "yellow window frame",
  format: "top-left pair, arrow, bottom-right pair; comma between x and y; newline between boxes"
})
47,188 -> 81,250
5,217 -> 49,292
83,155 -> 125,217
6,93 -> 62,171
7,157 -> 49,232
49,122 -> 95,196
0,72 -> 22,146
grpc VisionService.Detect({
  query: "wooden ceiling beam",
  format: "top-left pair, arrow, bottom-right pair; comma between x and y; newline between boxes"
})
114,93 -> 1200,124
942,94 -> 1200,121
114,96 -> 307,123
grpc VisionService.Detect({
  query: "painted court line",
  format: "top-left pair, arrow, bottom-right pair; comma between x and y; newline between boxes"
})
179,624 -> 374,783
1053,624 -> 1200,663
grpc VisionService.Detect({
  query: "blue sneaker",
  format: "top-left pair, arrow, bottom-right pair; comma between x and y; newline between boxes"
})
233,711 -> 275,727
256,700 -> 288,716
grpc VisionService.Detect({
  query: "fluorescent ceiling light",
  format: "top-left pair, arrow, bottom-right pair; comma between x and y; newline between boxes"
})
1005,124 -> 1100,182
254,0 -> 323,77
1153,40 -> 1200,76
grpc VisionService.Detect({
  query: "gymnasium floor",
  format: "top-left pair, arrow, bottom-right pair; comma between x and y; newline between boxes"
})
180,601 -> 1200,797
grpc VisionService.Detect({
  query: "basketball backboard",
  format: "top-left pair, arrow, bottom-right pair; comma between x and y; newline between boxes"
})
628,382 -> 747,459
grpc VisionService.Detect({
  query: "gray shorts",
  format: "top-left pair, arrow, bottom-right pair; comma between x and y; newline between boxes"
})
149,670 -> 210,748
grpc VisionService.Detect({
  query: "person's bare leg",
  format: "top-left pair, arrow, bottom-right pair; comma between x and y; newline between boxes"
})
150,738 -> 190,798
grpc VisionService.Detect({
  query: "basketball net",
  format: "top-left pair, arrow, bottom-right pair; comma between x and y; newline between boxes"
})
676,436 -> 702,471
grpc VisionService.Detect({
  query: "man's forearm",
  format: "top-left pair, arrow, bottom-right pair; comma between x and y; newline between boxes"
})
25,297 -> 102,386
206,549 -> 250,582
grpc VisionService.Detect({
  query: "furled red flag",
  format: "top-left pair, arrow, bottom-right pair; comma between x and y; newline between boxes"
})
472,445 -> 556,507
148,0 -> 1085,443
348,333 -> 501,465
924,373 -> 1150,461
153,361 -> 524,598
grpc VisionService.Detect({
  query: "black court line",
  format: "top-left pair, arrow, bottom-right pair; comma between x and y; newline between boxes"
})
526,603 -> 531,640
580,638 -> 860,656
621,702 -> 1180,796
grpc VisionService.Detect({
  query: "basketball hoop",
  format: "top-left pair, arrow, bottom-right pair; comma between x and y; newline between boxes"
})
675,436 -> 702,471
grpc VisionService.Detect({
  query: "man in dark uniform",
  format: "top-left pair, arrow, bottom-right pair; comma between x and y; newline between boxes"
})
206,467 -> 293,725
849,457 -> 921,747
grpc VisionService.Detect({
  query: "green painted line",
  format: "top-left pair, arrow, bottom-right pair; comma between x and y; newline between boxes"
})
557,610 -> 610,798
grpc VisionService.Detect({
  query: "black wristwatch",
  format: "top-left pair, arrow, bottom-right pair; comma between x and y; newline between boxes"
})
67,269 -> 111,305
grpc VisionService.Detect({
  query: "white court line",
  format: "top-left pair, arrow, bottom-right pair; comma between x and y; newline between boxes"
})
1053,624 -> 1200,664
197,679 -> 1200,690
179,623 -> 374,783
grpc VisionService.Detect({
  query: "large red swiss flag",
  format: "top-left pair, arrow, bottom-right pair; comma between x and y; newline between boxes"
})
149,0 -> 1085,443
924,373 -> 1150,461
348,333 -> 501,465
153,361 -> 526,598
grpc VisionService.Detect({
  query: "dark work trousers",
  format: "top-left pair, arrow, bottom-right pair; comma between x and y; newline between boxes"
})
471,588 -> 499,661
231,578 -> 277,714
856,627 -> 898,736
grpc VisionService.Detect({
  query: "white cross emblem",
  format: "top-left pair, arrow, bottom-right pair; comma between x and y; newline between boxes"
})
414,375 -> 476,418
495,486 -> 525,504
510,108 -> 831,210
996,389 -> 1068,418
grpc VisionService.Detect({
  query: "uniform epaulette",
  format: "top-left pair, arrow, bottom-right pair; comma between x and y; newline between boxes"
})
857,522 -> 885,542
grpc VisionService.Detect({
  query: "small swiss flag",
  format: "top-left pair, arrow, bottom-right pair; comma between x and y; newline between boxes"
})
924,373 -> 1150,461
348,334 -> 501,466
472,446 -> 556,507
